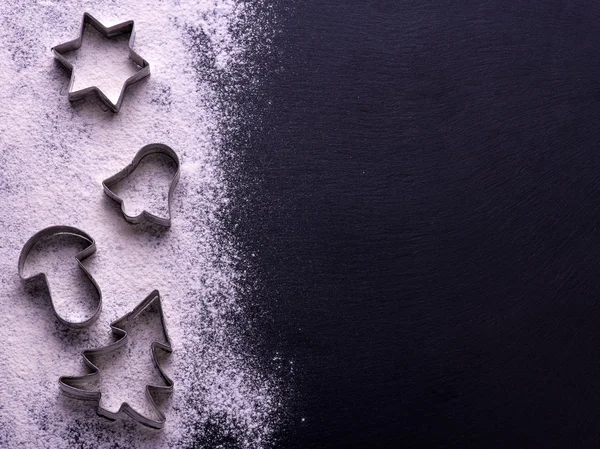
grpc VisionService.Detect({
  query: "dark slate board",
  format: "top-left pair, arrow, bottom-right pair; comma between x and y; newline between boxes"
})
232,1 -> 600,447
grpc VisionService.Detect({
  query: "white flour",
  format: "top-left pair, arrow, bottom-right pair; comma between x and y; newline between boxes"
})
0,1 -> 280,447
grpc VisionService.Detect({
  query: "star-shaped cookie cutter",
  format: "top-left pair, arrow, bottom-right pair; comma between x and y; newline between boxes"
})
59,290 -> 174,429
52,12 -> 150,113
103,143 -> 181,227
18,226 -> 102,329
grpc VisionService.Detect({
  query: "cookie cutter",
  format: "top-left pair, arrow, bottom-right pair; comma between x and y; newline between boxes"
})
52,12 -> 150,113
59,290 -> 174,429
18,226 -> 101,329
103,143 -> 180,227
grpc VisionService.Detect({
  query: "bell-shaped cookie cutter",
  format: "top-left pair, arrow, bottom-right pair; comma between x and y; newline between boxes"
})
102,143 -> 180,227
59,290 -> 173,429
52,12 -> 150,113
18,226 -> 102,328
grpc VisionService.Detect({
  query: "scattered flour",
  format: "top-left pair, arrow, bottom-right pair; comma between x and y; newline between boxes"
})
0,1 -> 281,448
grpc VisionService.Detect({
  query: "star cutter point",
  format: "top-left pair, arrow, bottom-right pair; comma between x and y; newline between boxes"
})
52,12 -> 150,113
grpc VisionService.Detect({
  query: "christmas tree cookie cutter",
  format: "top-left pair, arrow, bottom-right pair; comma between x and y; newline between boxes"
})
59,290 -> 174,429
102,143 -> 180,227
52,12 -> 150,113
18,226 -> 102,329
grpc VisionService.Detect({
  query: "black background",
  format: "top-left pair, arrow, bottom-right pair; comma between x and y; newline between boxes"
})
232,1 -> 600,448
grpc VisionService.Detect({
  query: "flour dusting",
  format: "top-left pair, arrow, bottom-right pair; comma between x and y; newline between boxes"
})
0,1 -> 280,448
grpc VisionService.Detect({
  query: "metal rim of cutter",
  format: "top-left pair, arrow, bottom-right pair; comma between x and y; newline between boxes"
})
102,143 -> 180,227
59,290 -> 174,430
52,12 -> 150,113
18,226 -> 102,329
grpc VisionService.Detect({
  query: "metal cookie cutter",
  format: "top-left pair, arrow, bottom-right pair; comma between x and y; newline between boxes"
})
52,12 -> 150,113
18,226 -> 101,329
103,143 -> 180,227
59,290 -> 174,429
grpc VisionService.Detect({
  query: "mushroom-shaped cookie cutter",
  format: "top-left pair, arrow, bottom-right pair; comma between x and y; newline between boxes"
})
18,226 -> 101,328
103,143 -> 180,227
